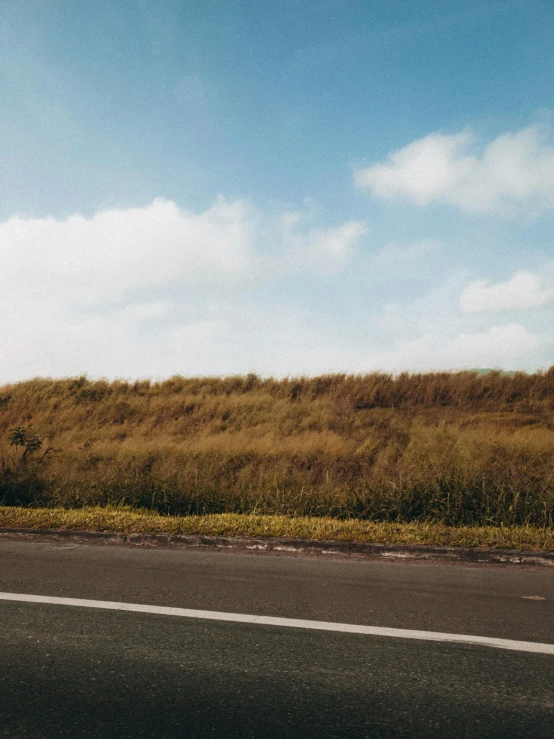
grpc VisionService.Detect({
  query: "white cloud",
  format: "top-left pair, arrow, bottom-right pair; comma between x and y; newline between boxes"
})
304,221 -> 368,272
281,215 -> 367,273
1,195 -> 551,382
361,323 -> 546,373
460,270 -> 554,313
0,197 -> 366,310
0,197 -> 255,307
355,124 -> 554,215
119,301 -> 170,320
359,272 -> 553,374
0,197 -> 369,381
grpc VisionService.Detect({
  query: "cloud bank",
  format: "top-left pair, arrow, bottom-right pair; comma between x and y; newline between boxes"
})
0,197 -> 369,380
1,197 -> 255,306
1,183 -> 552,380
1,198 -> 367,306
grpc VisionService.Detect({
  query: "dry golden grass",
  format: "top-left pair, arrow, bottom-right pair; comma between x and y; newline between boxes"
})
1,505 -> 552,550
1,370 -> 553,527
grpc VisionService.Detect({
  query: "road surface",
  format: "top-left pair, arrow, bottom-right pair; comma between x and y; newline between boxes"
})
0,537 -> 553,737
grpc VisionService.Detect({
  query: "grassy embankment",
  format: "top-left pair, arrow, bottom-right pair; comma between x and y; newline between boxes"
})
1,370 -> 553,548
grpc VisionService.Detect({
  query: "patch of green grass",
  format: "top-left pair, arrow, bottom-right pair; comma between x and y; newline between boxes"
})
1,505 -> 552,551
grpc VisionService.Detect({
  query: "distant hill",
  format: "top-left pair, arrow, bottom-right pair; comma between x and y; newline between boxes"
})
471,368 -> 518,377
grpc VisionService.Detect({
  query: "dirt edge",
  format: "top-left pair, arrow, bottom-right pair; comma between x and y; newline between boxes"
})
1,527 -> 553,566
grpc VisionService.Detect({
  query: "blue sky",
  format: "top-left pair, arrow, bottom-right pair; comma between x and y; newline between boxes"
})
1,0 -> 553,380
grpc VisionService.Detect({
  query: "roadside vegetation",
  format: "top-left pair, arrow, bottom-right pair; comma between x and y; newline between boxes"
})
0,370 -> 553,544
1,505 -> 552,550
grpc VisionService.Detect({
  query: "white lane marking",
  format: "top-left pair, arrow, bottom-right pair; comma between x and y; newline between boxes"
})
1,591 -> 553,655
522,596 -> 546,601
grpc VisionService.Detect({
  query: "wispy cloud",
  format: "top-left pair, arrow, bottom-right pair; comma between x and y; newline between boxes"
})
358,268 -> 552,374
285,220 -> 368,273
355,124 -> 554,215
361,323 -> 546,373
374,239 -> 439,267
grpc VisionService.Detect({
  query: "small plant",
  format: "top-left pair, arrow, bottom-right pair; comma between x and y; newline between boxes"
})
6,427 -> 53,469
1,427 -> 52,506
8,427 -> 43,463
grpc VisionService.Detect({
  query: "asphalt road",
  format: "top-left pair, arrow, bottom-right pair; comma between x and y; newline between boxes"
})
1,538 -> 553,738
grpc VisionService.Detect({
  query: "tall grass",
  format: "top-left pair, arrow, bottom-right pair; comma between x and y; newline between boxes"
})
1,369 -> 553,526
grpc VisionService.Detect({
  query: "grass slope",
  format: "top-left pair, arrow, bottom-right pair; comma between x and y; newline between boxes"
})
1,370 -> 553,528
